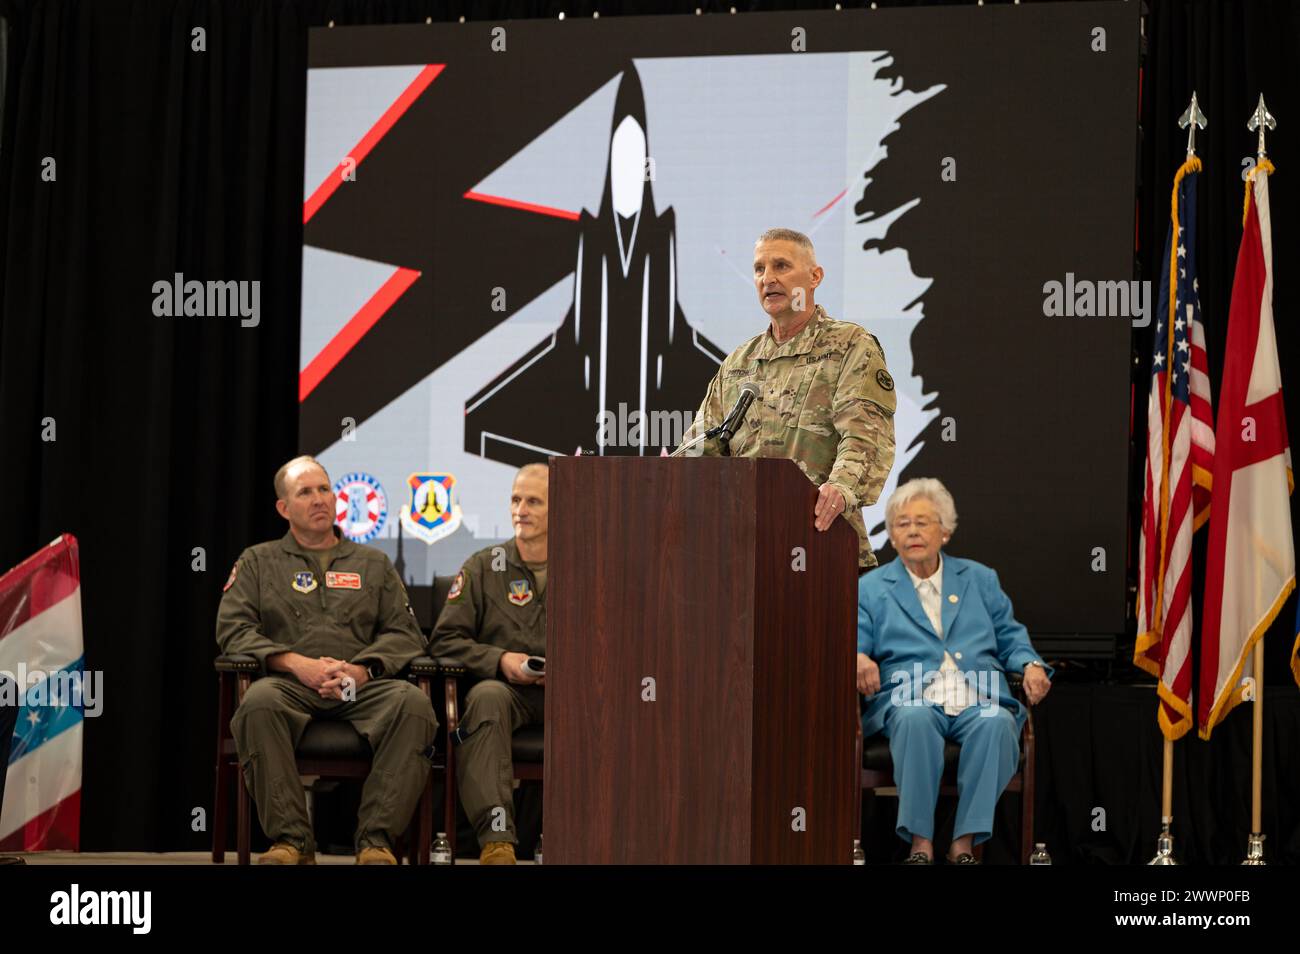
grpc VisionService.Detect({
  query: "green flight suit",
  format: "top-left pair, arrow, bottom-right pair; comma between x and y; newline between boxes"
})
431,538 -> 545,848
216,528 -> 435,854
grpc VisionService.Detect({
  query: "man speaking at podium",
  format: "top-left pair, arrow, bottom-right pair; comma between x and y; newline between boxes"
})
678,228 -> 897,569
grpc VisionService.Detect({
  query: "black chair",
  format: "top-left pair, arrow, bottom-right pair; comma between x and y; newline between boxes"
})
426,574 -> 544,864
211,653 -> 457,864
854,673 -> 1036,864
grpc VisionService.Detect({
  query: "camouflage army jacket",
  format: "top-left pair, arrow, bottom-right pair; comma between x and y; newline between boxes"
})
215,528 -> 426,677
679,305 -> 897,567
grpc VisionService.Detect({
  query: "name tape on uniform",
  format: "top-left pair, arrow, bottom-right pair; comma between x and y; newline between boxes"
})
325,571 -> 362,590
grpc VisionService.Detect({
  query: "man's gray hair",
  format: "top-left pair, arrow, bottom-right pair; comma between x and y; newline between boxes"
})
755,227 -> 817,265
274,455 -> 329,500
515,462 -> 548,482
885,477 -> 958,534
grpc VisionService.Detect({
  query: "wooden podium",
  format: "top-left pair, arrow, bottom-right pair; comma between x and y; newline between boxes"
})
544,456 -> 858,864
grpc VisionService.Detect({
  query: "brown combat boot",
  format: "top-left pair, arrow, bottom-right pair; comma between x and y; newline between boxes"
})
356,845 -> 397,865
258,842 -> 315,865
479,842 -> 516,865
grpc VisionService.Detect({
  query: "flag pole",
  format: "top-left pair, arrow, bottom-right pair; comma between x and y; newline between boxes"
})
1148,92 -> 1205,867
1243,638 -> 1266,864
1241,93 -> 1275,867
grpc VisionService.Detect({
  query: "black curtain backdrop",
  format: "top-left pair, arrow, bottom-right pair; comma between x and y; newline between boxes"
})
0,0 -> 1297,860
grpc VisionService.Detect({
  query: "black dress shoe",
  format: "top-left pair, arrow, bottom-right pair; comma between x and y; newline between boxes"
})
901,851 -> 933,865
947,852 -> 979,865
0,855 -> 26,865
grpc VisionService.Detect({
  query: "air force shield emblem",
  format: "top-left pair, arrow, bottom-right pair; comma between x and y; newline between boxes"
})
507,579 -> 534,606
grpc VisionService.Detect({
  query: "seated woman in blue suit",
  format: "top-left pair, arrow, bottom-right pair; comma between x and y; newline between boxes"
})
858,477 -> 1051,864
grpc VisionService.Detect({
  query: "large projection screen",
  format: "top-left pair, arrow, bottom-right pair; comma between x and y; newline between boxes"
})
300,2 -> 1138,641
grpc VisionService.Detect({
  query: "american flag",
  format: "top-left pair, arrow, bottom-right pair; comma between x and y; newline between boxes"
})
0,534 -> 83,851
1135,157 -> 1215,740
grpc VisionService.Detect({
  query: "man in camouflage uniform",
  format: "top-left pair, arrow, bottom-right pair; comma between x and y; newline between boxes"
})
217,455 -> 436,865
430,463 -> 548,865
679,228 -> 896,569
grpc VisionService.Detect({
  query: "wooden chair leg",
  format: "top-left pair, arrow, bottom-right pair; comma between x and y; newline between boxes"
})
1021,771 -> 1036,865
854,720 -> 864,845
1021,710 -> 1036,865
212,762 -> 229,864
213,673 -> 232,864
444,675 -> 460,864
419,768 -> 433,865
236,765 -> 251,865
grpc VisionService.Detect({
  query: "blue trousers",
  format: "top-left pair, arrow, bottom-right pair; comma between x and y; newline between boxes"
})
877,701 -> 1020,846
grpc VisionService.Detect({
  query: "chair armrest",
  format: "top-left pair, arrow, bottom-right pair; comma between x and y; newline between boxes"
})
214,654 -> 259,673
410,656 -> 466,677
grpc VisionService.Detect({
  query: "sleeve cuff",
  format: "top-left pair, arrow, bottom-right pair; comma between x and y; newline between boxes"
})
828,480 -> 858,511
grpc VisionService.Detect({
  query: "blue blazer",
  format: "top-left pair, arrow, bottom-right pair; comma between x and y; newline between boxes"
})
857,554 -> 1050,737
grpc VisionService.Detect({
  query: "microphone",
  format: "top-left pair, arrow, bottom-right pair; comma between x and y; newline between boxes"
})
669,381 -> 761,458
709,381 -> 761,446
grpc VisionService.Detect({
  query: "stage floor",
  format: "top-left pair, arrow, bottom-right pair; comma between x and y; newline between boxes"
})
13,851 -> 519,866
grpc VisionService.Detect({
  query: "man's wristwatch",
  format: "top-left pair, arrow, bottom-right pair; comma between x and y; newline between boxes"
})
1023,661 -> 1045,674
365,661 -> 384,681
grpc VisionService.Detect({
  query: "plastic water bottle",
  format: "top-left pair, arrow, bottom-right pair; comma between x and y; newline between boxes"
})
1029,842 -> 1052,865
432,832 -> 452,865
534,834 -> 544,866
852,839 -> 866,865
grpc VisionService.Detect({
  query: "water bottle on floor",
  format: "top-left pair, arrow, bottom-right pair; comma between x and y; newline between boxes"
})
1029,842 -> 1052,865
534,834 -> 544,865
852,839 -> 865,865
432,832 -> 452,865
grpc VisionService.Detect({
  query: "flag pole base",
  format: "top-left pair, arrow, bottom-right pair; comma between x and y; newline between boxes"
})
1241,833 -> 1266,866
1147,824 -> 1178,865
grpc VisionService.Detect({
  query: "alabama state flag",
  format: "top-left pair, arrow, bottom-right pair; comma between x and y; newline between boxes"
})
1198,160 -> 1295,739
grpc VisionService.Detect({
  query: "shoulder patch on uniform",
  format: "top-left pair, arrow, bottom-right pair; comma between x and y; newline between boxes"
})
447,570 -> 465,601
223,562 -> 238,592
875,369 -> 894,391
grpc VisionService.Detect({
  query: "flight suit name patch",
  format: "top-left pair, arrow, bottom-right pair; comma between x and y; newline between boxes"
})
325,571 -> 362,589
507,580 -> 534,606
291,571 -> 318,593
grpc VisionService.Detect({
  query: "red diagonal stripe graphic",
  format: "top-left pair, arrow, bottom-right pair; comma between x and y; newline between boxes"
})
463,190 -> 580,220
299,267 -> 421,402
303,64 -> 445,225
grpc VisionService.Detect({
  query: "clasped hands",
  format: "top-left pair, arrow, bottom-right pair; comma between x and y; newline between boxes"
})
273,651 -> 369,699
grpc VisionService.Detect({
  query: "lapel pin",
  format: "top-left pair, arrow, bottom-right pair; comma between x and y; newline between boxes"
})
948,594 -> 958,603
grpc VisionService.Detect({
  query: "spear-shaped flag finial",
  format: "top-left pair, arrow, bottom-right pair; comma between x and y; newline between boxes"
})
1247,93 -> 1276,160
1178,91 -> 1207,159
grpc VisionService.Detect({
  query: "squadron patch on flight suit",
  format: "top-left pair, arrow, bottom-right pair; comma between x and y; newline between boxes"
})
291,571 -> 318,594
507,580 -> 534,606
875,369 -> 894,391
223,563 -> 238,593
447,570 -> 465,602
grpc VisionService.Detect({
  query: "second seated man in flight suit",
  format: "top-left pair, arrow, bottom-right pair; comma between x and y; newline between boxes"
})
432,463 -> 549,865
